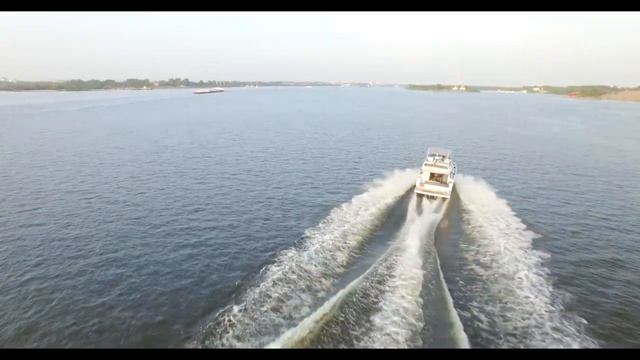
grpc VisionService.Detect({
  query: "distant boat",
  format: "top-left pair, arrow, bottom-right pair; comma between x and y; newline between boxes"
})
193,87 -> 224,95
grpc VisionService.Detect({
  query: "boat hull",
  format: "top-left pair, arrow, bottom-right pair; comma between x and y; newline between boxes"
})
193,88 -> 224,94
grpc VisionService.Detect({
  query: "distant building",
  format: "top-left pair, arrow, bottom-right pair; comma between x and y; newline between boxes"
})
459,85 -> 466,91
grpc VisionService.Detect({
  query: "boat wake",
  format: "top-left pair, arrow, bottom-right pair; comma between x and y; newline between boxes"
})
433,247 -> 471,348
194,170 -> 593,348
356,197 -> 447,348
269,196 -> 469,348
454,175 -> 598,348
194,169 -> 417,347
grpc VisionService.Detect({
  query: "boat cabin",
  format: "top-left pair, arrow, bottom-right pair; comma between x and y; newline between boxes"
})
421,148 -> 454,185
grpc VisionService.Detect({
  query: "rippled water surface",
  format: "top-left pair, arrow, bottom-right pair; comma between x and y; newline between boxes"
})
1,87 -> 638,347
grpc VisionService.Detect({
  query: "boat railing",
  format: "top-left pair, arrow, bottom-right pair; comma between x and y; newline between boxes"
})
425,157 -> 450,166
451,161 -> 457,180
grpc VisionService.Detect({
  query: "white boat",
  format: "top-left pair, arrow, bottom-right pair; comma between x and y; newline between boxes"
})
414,147 -> 457,200
193,87 -> 224,94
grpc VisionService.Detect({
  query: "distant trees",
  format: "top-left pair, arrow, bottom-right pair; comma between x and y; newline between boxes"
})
123,79 -> 150,88
0,78 -> 154,91
406,84 -> 629,97
0,79 -> 636,93
543,85 -> 613,97
406,84 -> 442,91
0,79 -> 340,91
406,84 -> 478,92
103,80 -> 117,89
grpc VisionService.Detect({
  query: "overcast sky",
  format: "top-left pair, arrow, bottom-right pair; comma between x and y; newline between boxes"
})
1,12 -> 639,86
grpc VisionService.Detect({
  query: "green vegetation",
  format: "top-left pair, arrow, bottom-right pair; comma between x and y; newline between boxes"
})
0,79 -> 340,91
406,84 -> 480,92
2,79 -> 638,97
540,85 -> 623,97
0,79 -> 154,91
407,84 -> 447,91
407,84 -> 640,98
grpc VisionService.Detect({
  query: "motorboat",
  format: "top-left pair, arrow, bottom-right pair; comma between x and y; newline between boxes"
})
193,87 -> 224,94
415,147 -> 457,200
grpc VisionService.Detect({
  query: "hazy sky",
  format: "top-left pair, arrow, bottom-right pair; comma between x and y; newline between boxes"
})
1,12 -> 639,86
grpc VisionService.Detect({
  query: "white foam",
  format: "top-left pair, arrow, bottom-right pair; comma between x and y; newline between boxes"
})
435,252 -> 471,348
198,168 -> 418,347
455,174 -> 597,348
356,197 -> 447,347
269,197 -> 472,349
270,197 -> 444,348
266,267 -> 370,348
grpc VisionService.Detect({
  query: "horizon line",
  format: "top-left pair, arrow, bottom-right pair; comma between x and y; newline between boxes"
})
1,78 -> 639,88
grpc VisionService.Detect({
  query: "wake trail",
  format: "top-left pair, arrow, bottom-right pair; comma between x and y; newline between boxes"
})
356,197 -> 445,347
434,251 -> 471,348
270,196 -> 467,348
455,175 -> 598,348
194,169 -> 417,347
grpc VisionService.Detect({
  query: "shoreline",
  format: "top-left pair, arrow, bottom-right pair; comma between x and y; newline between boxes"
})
2,87 -> 639,103
406,87 -> 640,103
596,90 -> 640,102
0,85 -> 344,93
0,88 -> 192,93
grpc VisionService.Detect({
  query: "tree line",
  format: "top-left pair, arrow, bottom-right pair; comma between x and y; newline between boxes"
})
0,78 -> 340,91
407,84 -> 640,97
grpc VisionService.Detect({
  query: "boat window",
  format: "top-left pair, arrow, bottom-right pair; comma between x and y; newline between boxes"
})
429,173 -> 444,183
